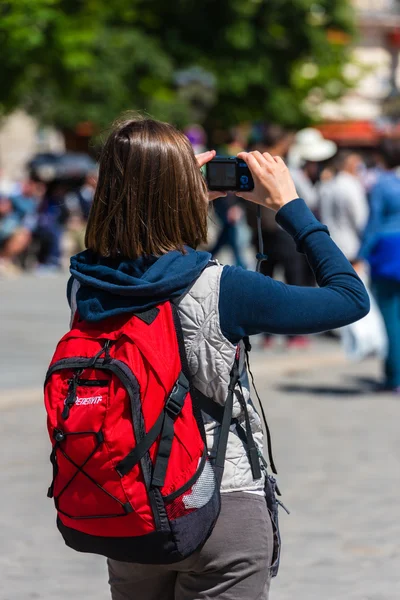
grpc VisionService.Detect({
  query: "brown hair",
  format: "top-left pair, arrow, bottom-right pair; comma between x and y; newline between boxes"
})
85,116 -> 208,258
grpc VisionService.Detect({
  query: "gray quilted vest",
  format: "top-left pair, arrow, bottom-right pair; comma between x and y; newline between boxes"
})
176,263 -> 265,493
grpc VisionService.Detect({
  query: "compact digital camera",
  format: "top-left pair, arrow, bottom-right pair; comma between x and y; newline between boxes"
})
206,156 -> 254,192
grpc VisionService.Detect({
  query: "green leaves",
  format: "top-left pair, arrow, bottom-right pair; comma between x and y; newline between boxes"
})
0,0 -> 356,131
225,22 -> 254,50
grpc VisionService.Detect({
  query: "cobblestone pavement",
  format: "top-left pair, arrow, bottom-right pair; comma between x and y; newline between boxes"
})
1,275 -> 399,600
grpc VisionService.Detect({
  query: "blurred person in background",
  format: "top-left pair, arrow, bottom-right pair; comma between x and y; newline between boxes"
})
0,179 -> 44,275
26,151 -> 97,269
319,151 -> 369,264
358,148 -> 400,393
0,187 -> 28,275
362,150 -> 389,193
184,124 -> 207,155
209,194 -> 248,269
288,128 -> 337,217
65,170 -> 98,254
33,182 -> 69,271
70,170 -> 97,221
15,178 -> 44,209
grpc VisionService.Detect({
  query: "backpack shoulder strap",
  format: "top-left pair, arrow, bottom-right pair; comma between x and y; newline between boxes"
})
170,303 -> 207,446
171,300 -> 237,489
213,352 -> 240,488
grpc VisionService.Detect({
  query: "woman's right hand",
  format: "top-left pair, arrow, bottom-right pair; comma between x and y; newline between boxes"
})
236,151 -> 298,212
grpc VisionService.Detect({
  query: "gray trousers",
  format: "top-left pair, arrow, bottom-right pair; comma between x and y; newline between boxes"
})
108,492 -> 273,600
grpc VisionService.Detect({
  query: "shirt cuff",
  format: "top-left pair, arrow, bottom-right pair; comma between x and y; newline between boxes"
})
275,197 -> 329,251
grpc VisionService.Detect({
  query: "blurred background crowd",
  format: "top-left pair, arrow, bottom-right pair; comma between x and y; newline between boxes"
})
2,0 -> 400,369
0,123 -> 398,278
2,3 -> 400,597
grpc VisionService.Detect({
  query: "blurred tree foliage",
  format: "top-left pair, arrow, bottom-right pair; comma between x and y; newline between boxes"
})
0,0 -> 356,131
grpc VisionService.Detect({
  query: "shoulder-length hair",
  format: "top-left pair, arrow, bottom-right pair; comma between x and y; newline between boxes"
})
85,116 -> 208,258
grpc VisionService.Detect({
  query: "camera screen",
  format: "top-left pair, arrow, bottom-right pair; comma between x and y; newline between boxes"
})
208,163 -> 236,188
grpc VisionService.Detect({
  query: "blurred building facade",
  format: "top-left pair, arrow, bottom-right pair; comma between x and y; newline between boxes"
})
3,1 -> 400,178
0,110 -> 65,181
320,0 -> 400,145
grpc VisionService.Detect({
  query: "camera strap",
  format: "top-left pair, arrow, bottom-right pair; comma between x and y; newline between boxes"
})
256,205 -> 269,272
248,206 -> 277,474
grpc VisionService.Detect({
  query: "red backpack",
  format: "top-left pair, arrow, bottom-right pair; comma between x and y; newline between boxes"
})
44,301 -> 238,563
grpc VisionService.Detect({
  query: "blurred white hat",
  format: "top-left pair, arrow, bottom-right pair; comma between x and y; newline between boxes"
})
289,128 -> 337,167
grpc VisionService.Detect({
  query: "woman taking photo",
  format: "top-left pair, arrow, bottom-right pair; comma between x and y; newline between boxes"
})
66,117 -> 369,600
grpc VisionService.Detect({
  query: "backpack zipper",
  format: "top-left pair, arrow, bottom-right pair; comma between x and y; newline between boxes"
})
61,369 -> 83,420
77,379 -> 109,387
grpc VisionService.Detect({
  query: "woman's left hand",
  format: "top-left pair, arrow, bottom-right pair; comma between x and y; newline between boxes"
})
196,150 -> 227,202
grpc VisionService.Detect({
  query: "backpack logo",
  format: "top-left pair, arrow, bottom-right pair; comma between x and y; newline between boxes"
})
67,395 -> 103,406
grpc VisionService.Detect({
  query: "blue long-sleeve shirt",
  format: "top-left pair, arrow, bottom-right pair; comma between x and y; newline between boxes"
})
68,198 -> 370,341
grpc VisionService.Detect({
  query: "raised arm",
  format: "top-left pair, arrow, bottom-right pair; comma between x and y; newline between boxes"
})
218,152 -> 370,344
